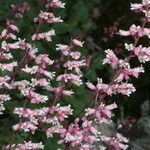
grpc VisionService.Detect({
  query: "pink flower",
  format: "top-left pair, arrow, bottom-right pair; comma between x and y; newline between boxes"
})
102,133 -> 128,150
35,54 -> 54,68
0,94 -> 11,114
72,39 -> 84,47
2,41 -> 19,51
31,78 -> 50,87
47,85 -> 74,97
115,66 -> 144,82
0,21 -> 19,40
17,39 -> 32,50
13,121 -> 37,133
57,73 -> 83,86
133,46 -> 150,63
131,0 -> 150,13
11,2 -> 30,18
6,20 -> 19,32
14,104 -> 73,126
56,44 -> 71,56
0,94 -> 11,102
142,0 -> 150,5
0,0 -> 149,149
119,25 -> 150,38
53,103 -> 73,121
16,141 -> 44,150
125,44 -> 150,63
22,65 -> 55,79
0,62 -> 17,71
32,30 -> 55,41
70,51 -> 81,60
0,53 -> 13,61
113,83 -> 136,96
86,78 -> 109,93
85,103 -> 117,124
3,142 -> 44,150
118,30 -> 130,36
124,43 -> 134,51
22,65 -> 39,74
131,3 -> 144,11
0,76 -> 10,83
28,89 -> 48,103
128,66 -> 144,78
103,49 -> 119,69
28,47 -> 38,59
62,89 -> 74,96
0,29 -> 17,40
46,0 -> 65,8
86,82 -> 96,91
47,125 -> 64,138
41,70 -> 55,79
11,80 -> 30,91
34,11 -> 63,23
63,60 -> 86,74
58,118 -> 100,149
79,144 -> 91,150
21,88 -> 48,103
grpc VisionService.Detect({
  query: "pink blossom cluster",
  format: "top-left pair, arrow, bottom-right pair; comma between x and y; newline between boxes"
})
56,39 -> 85,88
86,78 -> 136,96
34,11 -> 63,24
57,118 -> 100,150
46,0 -> 65,8
131,0 -> 150,21
119,24 -> 150,37
13,103 -> 73,134
0,0 -> 150,150
0,20 -> 19,40
85,103 -> 117,124
32,29 -> 55,41
103,49 -> 145,82
101,133 -> 129,150
0,20 -> 21,113
3,141 -> 44,150
0,0 -> 71,148
47,85 -> 74,98
11,2 -> 30,18
125,43 -> 150,63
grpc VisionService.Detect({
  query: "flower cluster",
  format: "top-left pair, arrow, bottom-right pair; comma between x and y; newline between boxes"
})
11,2 -> 30,18
57,118 -> 100,150
131,0 -> 150,20
46,0 -> 65,8
34,11 -> 63,24
13,103 -> 73,134
119,24 -> 150,37
86,78 -> 136,96
3,141 -> 44,150
84,0 -> 150,149
85,103 -> 117,124
0,0 -> 150,150
32,29 -> 55,41
101,133 -> 129,150
0,20 -> 19,40
56,39 -> 85,87
125,43 -> 150,63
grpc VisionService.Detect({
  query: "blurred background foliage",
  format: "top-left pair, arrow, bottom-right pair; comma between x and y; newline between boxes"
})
0,0 -> 150,149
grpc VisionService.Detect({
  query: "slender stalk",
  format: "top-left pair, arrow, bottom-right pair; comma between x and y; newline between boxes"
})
95,20 -> 146,107
7,9 -> 48,150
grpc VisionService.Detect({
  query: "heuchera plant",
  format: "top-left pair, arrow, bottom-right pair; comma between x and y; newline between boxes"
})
0,0 -> 150,149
